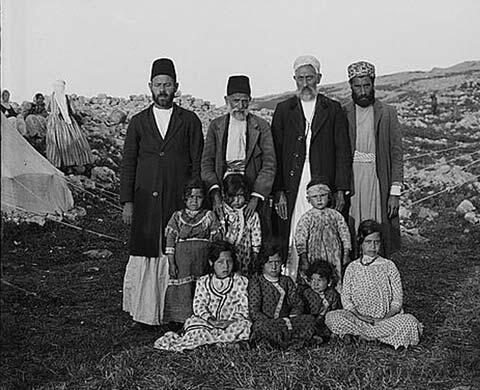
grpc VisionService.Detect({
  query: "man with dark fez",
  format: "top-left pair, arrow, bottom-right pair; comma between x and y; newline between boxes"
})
120,58 -> 204,326
343,61 -> 403,257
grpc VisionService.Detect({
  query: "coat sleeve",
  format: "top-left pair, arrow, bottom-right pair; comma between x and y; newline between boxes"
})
200,120 -> 220,191
252,119 -> 276,197
120,116 -> 140,204
388,107 -> 404,185
189,114 -> 204,180
248,276 -> 269,322
333,103 -> 352,192
271,105 -> 285,193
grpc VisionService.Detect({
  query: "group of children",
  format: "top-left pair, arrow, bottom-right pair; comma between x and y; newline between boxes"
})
155,173 -> 355,351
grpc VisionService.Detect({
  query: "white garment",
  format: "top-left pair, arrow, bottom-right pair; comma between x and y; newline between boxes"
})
52,80 -> 72,125
225,116 -> 247,162
153,106 -> 173,139
283,99 -> 315,280
122,255 -> 170,325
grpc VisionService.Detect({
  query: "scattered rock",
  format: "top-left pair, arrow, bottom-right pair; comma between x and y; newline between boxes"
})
456,200 -> 476,214
417,206 -> 439,221
64,206 -> 87,221
83,249 -> 113,259
91,166 -> 117,187
464,212 -> 479,225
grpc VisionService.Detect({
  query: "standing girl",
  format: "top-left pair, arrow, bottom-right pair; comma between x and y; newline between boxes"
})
163,178 -> 222,324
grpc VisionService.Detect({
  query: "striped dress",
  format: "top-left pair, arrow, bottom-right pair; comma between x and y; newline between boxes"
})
46,96 -> 93,168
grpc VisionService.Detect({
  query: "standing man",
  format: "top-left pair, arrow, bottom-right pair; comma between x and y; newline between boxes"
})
344,61 -> 403,257
201,75 -> 276,233
120,58 -> 204,326
271,55 -> 352,280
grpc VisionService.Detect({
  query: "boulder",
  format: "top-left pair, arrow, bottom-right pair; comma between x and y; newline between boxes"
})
108,109 -> 127,125
464,212 -> 479,225
91,166 -> 117,186
456,199 -> 476,215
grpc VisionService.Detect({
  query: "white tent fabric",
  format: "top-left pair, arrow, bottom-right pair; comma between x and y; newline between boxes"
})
1,113 -> 74,218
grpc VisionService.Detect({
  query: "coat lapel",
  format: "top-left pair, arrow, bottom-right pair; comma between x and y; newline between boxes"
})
245,115 -> 260,163
147,105 -> 164,145
345,101 -> 356,152
373,99 -> 383,138
161,103 -> 183,150
310,96 -> 329,140
288,98 -> 305,137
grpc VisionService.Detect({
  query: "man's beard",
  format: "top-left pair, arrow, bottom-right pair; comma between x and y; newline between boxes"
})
352,89 -> 375,107
153,91 -> 174,108
297,85 -> 318,102
228,105 -> 249,121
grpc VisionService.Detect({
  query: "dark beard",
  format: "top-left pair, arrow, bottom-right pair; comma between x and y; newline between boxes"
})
352,89 -> 375,107
152,92 -> 174,108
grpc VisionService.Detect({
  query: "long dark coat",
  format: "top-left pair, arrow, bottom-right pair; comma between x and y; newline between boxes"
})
271,94 -> 352,253
120,104 -> 203,256
343,100 -> 403,256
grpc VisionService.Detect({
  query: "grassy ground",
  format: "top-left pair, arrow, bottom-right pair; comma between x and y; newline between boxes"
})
1,184 -> 479,389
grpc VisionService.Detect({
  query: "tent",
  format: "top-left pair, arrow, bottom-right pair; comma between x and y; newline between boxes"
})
1,113 -> 74,220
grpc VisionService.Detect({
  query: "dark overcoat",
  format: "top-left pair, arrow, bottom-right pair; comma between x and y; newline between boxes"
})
201,113 -> 276,198
343,100 -> 403,256
271,94 -> 352,250
120,103 -> 203,256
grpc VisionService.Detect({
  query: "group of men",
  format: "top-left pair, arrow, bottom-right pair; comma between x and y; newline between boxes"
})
120,55 -> 403,326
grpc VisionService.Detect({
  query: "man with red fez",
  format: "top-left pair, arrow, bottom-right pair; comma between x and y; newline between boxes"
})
344,61 -> 403,257
271,55 -> 352,281
201,75 -> 276,230
120,58 -> 204,326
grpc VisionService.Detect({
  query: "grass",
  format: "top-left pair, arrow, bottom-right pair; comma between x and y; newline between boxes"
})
1,188 -> 479,389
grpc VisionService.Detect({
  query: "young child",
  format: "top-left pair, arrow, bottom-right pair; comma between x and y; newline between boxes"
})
222,174 -> 261,276
163,178 -> 222,325
155,240 -> 251,352
302,260 -> 342,342
294,180 -> 351,288
248,242 -> 316,348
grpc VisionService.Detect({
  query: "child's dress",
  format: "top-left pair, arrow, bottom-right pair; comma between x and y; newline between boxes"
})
223,203 -> 261,275
154,273 -> 251,351
302,285 -> 341,338
294,207 -> 351,281
163,209 -> 221,323
248,274 -> 316,347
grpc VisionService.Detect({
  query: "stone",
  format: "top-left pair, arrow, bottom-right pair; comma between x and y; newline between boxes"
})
108,109 -> 127,125
91,166 -> 116,185
83,249 -> 113,259
456,199 -> 476,214
464,212 -> 479,225
417,207 -> 439,221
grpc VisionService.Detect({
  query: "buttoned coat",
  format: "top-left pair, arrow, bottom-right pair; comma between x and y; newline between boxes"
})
271,94 -> 352,248
343,99 -> 403,256
120,103 -> 203,256
201,113 -> 276,198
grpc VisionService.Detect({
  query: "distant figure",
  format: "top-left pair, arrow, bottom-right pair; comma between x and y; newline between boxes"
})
25,93 -> 49,139
46,80 -> 94,173
430,93 -> 438,115
1,89 -> 27,136
343,61 -> 403,258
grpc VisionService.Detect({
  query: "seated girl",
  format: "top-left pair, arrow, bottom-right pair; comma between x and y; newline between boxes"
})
154,241 -> 251,352
325,220 -> 423,349
302,260 -> 341,342
248,242 -> 316,348
222,174 -> 261,276
163,178 -> 222,325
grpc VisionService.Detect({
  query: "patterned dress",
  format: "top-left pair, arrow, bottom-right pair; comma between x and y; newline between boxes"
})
248,274 -> 316,347
294,207 -> 351,282
325,257 -> 423,349
223,203 -> 261,275
154,273 -> 251,351
163,209 -> 221,323
302,286 -> 341,338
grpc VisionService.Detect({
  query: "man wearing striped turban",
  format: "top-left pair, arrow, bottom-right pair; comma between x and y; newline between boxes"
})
343,61 -> 403,257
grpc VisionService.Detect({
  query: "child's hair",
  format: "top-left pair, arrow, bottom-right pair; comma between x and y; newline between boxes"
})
207,240 -> 238,273
223,174 -> 250,201
182,177 -> 206,201
306,177 -> 331,191
257,238 -> 283,273
357,219 -> 383,253
305,259 -> 337,287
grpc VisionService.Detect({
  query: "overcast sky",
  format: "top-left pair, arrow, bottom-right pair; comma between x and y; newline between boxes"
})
1,0 -> 479,105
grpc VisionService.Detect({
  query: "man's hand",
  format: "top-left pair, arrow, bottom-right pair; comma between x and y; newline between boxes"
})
244,197 -> 259,221
122,202 -> 133,224
388,195 -> 400,218
275,191 -> 288,220
333,190 -> 345,212
212,189 -> 224,220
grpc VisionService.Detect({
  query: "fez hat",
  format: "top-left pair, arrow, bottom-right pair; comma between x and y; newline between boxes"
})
226,75 -> 251,96
151,58 -> 177,81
